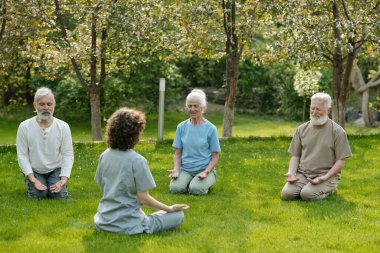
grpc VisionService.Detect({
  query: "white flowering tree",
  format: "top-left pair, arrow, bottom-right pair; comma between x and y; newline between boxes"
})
0,0 -> 44,106
12,0 -> 172,140
272,0 -> 380,128
293,68 -> 322,121
172,0 -> 270,137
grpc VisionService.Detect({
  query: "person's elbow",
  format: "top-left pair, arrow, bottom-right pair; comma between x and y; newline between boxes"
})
136,191 -> 150,205
212,152 -> 220,161
337,159 -> 345,167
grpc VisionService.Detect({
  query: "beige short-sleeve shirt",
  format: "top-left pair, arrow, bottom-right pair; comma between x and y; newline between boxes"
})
288,119 -> 352,177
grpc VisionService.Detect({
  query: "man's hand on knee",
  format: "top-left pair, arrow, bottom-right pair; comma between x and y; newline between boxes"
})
50,177 -> 68,193
307,176 -> 327,185
28,175 -> 47,192
284,172 -> 299,184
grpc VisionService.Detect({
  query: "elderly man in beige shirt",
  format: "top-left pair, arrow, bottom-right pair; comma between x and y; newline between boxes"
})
281,92 -> 352,201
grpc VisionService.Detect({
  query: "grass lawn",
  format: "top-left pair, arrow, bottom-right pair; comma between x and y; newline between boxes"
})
1,110 -> 380,145
0,135 -> 379,253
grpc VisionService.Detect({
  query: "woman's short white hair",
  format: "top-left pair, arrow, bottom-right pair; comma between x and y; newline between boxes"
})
34,87 -> 55,103
311,92 -> 331,108
186,89 -> 207,111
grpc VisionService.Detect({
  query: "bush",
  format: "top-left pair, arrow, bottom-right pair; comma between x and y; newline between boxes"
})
54,76 -> 90,120
115,60 -> 190,114
267,64 -> 302,120
101,77 -> 128,118
236,60 -> 279,114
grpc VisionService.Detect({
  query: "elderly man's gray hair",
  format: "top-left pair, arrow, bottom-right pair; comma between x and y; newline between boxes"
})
34,87 -> 55,102
311,92 -> 331,109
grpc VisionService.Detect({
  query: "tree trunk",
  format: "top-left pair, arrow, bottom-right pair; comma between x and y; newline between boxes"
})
330,2 -> 365,129
334,53 -> 355,128
331,3 -> 358,129
223,103 -> 234,137
302,95 -> 306,122
351,62 -> 373,126
90,92 -> 102,141
55,1 -> 105,141
377,88 -> 380,121
222,53 -> 239,137
331,53 -> 344,126
0,0 -> 6,43
222,0 -> 240,137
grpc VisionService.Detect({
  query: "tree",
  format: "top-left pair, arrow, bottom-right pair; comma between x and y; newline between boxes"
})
173,0 -> 268,137
273,0 -> 380,128
351,61 -> 380,126
293,68 -> 321,121
0,0 -> 42,107
21,0 -> 171,140
0,0 -> 5,43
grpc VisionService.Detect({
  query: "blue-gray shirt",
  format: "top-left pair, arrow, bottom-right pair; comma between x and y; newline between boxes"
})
94,148 -> 156,234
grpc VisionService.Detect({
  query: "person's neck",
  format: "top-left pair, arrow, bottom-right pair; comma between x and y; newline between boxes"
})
36,117 -> 53,128
190,116 -> 205,125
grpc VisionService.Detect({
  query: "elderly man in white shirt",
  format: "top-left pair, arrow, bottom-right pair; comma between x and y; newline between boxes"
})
16,87 -> 74,198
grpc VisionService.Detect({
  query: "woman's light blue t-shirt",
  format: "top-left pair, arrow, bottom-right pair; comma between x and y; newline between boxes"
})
173,119 -> 221,172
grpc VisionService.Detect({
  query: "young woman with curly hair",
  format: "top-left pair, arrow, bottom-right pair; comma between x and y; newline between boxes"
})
94,108 -> 189,235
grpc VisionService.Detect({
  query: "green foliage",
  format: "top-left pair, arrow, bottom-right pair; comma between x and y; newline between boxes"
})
109,59 -> 189,115
266,64 -> 302,119
358,57 -> 380,83
54,76 -> 90,120
104,59 -> 188,116
236,60 -> 279,114
54,74 -> 131,120
101,77 -> 128,118
0,137 -> 379,252
175,54 -> 225,88
272,1 -> 379,65
51,59 -> 190,119
317,67 -> 333,94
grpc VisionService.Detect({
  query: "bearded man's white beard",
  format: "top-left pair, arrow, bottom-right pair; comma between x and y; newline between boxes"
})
37,111 -> 53,121
310,114 -> 328,126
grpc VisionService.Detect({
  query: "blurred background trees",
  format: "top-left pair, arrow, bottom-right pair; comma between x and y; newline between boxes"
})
0,0 -> 379,140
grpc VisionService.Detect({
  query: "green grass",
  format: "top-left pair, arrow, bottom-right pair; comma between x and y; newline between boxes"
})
1,110 -> 380,145
0,136 -> 379,253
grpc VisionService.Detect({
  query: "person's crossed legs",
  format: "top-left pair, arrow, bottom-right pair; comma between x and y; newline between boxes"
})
281,173 -> 339,201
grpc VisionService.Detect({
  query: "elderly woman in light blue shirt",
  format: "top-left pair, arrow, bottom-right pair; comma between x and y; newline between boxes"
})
168,89 -> 221,195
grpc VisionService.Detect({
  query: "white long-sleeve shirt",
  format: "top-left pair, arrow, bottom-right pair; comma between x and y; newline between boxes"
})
16,116 -> 74,178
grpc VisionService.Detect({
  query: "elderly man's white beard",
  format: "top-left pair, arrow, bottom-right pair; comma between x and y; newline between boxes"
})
37,111 -> 54,121
310,114 -> 328,126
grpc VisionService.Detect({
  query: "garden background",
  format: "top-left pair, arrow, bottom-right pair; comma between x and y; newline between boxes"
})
1,1 -> 379,252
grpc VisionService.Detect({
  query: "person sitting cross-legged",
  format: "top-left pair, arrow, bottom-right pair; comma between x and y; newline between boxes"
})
281,92 -> 352,201
94,108 -> 189,235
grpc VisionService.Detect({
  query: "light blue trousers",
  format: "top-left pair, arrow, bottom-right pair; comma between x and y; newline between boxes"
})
143,211 -> 185,234
169,169 -> 217,195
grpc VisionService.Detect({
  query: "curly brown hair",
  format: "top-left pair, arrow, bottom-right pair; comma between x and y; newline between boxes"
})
106,108 -> 146,150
